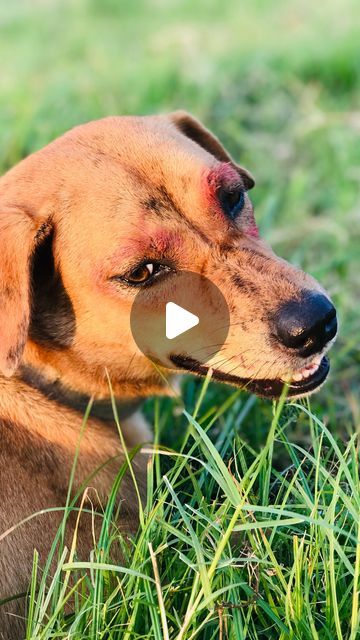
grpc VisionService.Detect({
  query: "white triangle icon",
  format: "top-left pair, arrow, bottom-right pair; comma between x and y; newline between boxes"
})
166,302 -> 199,340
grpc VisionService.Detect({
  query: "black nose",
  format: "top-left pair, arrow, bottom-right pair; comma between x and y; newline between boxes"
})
273,292 -> 337,356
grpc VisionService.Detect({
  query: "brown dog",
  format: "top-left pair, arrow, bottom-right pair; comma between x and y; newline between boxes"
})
0,112 -> 337,637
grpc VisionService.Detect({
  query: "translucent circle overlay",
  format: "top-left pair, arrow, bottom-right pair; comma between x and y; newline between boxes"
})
130,270 -> 230,369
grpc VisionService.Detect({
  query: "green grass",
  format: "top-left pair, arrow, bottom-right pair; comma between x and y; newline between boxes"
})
22,386 -> 360,638
0,0 -> 359,637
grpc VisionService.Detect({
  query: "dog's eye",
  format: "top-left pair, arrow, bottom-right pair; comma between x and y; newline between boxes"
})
127,263 -> 156,284
220,187 -> 245,219
124,262 -> 170,286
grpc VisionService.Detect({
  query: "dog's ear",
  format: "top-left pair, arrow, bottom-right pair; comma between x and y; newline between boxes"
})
0,197 -> 51,377
169,110 -> 255,190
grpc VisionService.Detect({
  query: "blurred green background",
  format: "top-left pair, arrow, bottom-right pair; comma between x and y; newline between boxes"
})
0,0 -> 359,432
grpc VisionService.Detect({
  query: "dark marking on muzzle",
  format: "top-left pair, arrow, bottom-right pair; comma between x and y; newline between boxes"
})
231,274 -> 259,296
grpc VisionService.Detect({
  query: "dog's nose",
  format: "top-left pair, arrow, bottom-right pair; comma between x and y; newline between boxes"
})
273,292 -> 337,356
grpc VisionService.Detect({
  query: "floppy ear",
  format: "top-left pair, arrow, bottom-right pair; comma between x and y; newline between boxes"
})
169,110 -> 255,190
0,202 -> 51,377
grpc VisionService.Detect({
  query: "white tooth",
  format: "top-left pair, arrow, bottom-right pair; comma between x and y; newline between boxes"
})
292,372 -> 304,382
281,360 -> 321,384
305,365 -> 316,373
280,373 -> 292,382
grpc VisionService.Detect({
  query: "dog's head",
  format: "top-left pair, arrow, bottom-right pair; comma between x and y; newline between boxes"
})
0,113 -> 337,398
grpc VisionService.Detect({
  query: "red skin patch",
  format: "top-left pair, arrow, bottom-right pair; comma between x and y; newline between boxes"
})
147,229 -> 183,255
247,220 -> 259,239
202,163 -> 259,238
202,163 -> 241,209
95,228 -> 184,287
206,163 -> 242,194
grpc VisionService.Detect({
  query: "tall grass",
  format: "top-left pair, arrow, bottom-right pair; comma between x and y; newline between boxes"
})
21,381 -> 359,639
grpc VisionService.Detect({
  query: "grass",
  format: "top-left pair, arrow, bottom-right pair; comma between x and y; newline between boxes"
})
0,0 -> 359,637
22,385 -> 360,638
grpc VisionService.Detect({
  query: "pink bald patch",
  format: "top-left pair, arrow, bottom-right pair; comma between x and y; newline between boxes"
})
94,228 -> 184,292
201,163 -> 244,218
205,163 -> 242,199
150,229 -> 183,254
102,229 -> 183,274
247,221 -> 259,239
202,164 -> 260,238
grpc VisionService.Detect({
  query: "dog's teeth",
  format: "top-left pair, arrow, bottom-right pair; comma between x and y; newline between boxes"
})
304,364 -> 317,374
292,371 -> 304,382
280,374 -> 291,382
281,358 -> 322,384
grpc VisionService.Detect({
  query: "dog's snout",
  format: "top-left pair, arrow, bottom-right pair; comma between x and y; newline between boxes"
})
273,292 -> 337,356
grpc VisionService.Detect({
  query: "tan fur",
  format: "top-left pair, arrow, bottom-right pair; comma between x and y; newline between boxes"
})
0,112 -> 333,637
0,376 -> 147,638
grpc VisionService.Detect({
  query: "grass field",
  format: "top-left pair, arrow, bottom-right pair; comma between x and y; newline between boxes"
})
0,0 -> 359,637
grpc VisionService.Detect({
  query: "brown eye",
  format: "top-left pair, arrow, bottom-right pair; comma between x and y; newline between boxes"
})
118,261 -> 172,287
127,263 -> 155,284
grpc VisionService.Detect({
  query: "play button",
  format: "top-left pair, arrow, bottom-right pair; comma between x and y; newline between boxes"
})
130,270 -> 230,370
166,302 -> 199,339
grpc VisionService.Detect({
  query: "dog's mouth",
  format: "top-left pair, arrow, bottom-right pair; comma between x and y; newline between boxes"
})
169,354 -> 330,399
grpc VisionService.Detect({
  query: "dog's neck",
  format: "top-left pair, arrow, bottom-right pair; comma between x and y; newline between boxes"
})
18,364 -> 143,423
22,339 -> 170,399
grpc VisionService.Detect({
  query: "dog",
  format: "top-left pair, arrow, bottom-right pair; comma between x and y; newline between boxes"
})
0,112 -> 337,637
